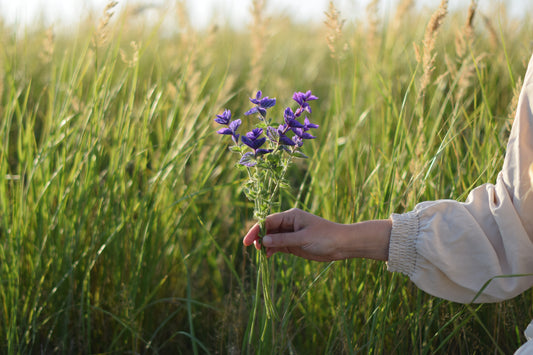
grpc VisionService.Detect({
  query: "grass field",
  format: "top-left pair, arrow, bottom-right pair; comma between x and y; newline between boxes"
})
1,0 -> 533,353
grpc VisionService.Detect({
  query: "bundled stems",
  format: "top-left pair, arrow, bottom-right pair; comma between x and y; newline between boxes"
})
214,90 -> 319,344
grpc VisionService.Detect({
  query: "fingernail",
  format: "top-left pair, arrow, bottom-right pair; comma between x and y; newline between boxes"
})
263,236 -> 272,245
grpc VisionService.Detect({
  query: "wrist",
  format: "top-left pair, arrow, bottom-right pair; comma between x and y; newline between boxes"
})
336,219 -> 392,261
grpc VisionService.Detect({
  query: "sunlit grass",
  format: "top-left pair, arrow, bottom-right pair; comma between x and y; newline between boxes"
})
0,0 -> 532,353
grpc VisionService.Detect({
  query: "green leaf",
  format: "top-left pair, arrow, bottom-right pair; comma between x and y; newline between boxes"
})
229,145 -> 245,153
291,150 -> 309,159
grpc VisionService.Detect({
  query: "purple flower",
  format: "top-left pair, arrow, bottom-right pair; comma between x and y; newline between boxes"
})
277,124 -> 296,146
245,91 -> 276,117
284,107 -> 305,129
214,109 -> 232,125
291,117 -> 318,139
217,119 -> 241,144
293,90 -> 318,105
255,148 -> 272,156
293,90 -> 318,117
241,128 -> 267,150
292,127 -> 316,140
303,117 -> 319,130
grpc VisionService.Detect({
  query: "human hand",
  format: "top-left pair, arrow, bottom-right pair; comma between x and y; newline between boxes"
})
243,208 -> 346,261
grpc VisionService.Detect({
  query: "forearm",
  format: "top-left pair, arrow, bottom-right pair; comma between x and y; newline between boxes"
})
335,219 -> 392,261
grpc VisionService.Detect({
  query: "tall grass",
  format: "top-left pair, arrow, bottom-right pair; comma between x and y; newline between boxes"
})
0,0 -> 532,353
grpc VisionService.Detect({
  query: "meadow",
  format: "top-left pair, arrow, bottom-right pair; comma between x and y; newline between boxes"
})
1,0 -> 533,353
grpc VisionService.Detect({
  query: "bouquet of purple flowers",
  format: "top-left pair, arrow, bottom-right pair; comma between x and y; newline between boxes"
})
215,90 -> 319,321
215,90 -> 318,226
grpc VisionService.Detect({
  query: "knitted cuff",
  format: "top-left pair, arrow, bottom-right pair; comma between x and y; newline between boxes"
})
387,210 -> 419,277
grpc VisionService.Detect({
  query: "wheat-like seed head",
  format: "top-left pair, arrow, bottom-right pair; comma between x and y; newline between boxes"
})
93,1 -> 119,48
324,1 -> 346,59
39,26 -> 55,64
176,0 -> 191,33
419,0 -> 448,99
392,0 -> 414,30
120,41 -> 140,68
481,14 -> 499,49
246,0 -> 269,93
455,0 -> 477,58
507,76 -> 523,130
365,0 -> 380,53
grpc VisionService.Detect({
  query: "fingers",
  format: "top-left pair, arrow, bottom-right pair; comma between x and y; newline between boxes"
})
243,208 -> 307,250
262,230 -> 306,248
243,223 -> 260,247
264,208 -> 301,234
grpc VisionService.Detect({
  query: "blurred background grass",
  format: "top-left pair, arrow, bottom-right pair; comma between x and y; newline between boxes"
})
0,0 -> 532,353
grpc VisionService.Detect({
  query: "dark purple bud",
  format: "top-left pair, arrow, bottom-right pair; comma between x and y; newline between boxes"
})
229,119 -> 242,132
277,124 -> 288,134
284,107 -> 295,120
244,107 -> 259,116
218,119 -> 241,146
292,127 -> 316,139
293,90 -> 318,116
292,92 -> 304,106
304,117 -> 319,130
217,127 -> 233,135
285,107 -> 305,126
250,91 -> 262,105
248,90 -> 276,117
242,135 -> 266,150
255,148 -> 273,156
246,128 -> 263,140
303,90 -> 318,101
286,118 -> 305,129
259,97 -> 276,108
278,131 -> 296,146
257,106 -> 267,117
215,109 -> 231,125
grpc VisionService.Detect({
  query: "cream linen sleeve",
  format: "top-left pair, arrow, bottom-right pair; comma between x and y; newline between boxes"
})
387,54 -> 533,304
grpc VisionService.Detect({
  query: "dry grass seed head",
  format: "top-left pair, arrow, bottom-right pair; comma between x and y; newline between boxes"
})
324,1 -> 346,59
393,0 -> 414,29
455,0 -> 477,58
455,53 -> 486,102
93,1 -> 119,47
39,26 -> 55,64
176,0 -> 192,34
508,76 -> 523,129
482,14 -> 499,48
419,0 -> 448,98
247,0 -> 269,93
365,0 -> 380,52
120,41 -> 140,68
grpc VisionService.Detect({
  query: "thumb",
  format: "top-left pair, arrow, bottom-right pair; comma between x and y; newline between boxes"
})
262,229 -> 307,248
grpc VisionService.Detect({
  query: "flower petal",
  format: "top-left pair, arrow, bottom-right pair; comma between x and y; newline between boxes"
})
279,132 -> 296,146
217,127 -> 232,135
229,119 -> 242,131
214,109 -> 232,125
245,107 -> 259,116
